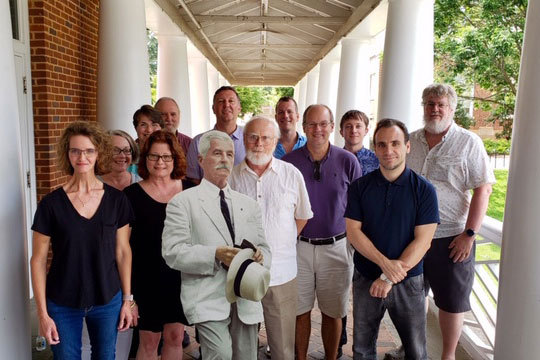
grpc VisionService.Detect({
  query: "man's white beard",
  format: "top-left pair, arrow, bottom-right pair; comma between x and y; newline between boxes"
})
424,116 -> 452,134
246,150 -> 272,166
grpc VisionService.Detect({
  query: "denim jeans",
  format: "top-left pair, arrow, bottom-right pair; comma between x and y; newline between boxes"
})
47,291 -> 122,360
352,271 -> 427,360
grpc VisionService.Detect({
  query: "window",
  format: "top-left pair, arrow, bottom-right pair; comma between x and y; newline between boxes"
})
9,0 -> 19,40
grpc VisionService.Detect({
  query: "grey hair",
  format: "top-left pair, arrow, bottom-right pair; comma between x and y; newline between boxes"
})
198,130 -> 234,157
108,129 -> 139,163
245,115 -> 280,138
422,84 -> 458,111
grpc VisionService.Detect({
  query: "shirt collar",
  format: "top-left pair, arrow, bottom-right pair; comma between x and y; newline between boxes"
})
210,125 -> 243,141
301,143 -> 332,162
200,178 -> 232,199
239,157 -> 278,177
374,167 -> 411,187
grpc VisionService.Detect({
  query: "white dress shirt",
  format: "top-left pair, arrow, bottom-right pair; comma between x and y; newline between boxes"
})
230,157 -> 313,286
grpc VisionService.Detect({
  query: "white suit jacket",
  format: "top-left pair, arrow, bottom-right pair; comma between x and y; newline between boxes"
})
162,179 -> 271,325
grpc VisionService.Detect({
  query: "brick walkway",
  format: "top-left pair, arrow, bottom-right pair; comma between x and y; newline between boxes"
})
32,296 -> 402,360
180,297 -> 401,360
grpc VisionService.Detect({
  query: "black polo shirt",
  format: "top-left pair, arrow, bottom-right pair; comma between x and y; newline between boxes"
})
345,167 -> 439,280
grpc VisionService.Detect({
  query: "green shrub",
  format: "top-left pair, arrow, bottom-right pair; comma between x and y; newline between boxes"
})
483,138 -> 510,155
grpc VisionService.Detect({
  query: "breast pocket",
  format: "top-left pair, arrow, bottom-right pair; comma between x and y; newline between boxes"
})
428,156 -> 466,190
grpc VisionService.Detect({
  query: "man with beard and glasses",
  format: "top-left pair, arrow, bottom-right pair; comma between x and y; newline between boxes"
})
162,130 -> 271,360
346,119 -> 439,360
283,104 -> 361,360
384,84 -> 494,360
229,116 -> 313,360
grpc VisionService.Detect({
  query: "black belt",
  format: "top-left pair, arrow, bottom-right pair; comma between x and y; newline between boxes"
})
298,232 -> 346,245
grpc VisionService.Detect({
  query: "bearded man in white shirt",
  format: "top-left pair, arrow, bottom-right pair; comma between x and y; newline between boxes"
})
230,116 -> 313,360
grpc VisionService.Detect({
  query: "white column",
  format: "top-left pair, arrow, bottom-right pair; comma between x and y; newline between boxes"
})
97,0 -> 150,136
317,59 -> 339,118
377,0 -> 434,132
157,35 -> 193,136
189,58 -> 210,134
334,38 -> 371,147
494,1 -> 540,358
207,64 -> 219,126
297,77 -> 308,117
305,65 -> 320,108
0,0 -> 30,357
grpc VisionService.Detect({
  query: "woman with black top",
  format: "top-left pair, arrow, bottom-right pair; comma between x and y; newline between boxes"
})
124,130 -> 191,359
30,121 -> 135,359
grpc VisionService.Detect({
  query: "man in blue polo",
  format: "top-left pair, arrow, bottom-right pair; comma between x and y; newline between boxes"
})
274,96 -> 306,159
345,119 -> 439,359
283,104 -> 361,360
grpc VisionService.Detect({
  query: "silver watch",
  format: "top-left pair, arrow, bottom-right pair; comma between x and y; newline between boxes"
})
379,273 -> 393,285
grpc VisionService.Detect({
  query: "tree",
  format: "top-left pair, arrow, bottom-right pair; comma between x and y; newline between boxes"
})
236,86 -> 266,117
434,0 -> 527,139
147,30 -> 158,104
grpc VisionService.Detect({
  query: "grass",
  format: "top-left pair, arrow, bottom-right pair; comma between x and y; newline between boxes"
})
486,169 -> 509,222
476,169 -> 507,262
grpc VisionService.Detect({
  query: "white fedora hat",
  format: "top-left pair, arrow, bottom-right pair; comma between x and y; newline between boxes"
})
226,248 -> 270,303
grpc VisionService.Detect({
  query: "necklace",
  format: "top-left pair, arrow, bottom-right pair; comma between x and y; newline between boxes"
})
76,192 -> 96,207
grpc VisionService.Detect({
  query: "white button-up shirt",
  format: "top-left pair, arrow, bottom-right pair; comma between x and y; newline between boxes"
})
407,123 -> 496,238
230,157 -> 313,286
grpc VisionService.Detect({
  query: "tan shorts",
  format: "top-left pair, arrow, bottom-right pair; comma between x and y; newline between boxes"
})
296,238 -> 354,318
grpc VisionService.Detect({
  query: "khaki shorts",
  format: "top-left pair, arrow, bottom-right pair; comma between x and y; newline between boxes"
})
296,238 -> 354,318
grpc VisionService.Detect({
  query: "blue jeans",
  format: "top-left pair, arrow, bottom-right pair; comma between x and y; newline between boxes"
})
47,291 -> 122,360
352,271 -> 427,360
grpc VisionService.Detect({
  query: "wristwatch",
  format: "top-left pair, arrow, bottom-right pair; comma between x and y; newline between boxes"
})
122,294 -> 134,302
379,273 -> 393,285
465,228 -> 476,237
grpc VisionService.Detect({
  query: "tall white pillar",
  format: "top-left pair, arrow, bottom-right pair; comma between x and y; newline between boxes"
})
494,1 -> 540,358
157,35 -> 193,136
207,64 -> 219,126
317,59 -> 339,118
305,65 -> 320,108
334,38 -> 371,147
377,0 -> 434,131
98,0 -> 150,136
189,58 -> 210,134
0,0 -> 30,357
297,77 -> 308,117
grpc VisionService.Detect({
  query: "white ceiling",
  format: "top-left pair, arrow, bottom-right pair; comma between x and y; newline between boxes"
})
147,0 -> 383,86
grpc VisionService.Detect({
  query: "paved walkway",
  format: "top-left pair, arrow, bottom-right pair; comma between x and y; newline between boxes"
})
31,296 -> 472,359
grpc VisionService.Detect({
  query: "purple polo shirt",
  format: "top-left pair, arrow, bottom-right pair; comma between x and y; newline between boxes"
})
283,144 -> 361,238
175,131 -> 192,157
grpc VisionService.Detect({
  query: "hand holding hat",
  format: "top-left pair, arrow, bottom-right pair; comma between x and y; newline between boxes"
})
226,248 -> 270,303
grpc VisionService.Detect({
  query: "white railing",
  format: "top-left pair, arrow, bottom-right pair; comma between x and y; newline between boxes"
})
433,216 -> 503,360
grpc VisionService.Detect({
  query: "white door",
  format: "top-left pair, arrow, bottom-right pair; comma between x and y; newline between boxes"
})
12,0 -> 37,297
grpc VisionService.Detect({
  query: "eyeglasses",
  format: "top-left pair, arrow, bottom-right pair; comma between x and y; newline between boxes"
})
424,102 -> 449,109
313,161 -> 321,182
69,148 -> 97,157
306,121 -> 332,129
147,153 -> 174,162
137,122 -> 161,130
246,134 -> 274,145
112,147 -> 132,156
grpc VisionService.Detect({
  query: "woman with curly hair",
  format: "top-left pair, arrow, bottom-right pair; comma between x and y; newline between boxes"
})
30,121 -> 135,359
124,130 -> 193,359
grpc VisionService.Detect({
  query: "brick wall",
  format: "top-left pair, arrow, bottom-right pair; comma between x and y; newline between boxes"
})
29,0 -> 100,200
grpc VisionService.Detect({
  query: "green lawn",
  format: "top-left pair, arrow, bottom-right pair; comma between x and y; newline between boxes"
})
486,169 -> 508,222
476,169 -> 508,262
